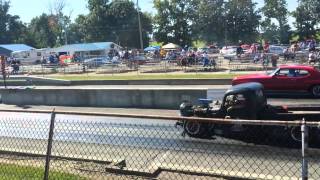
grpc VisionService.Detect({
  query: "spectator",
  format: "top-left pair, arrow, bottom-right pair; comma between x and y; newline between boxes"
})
263,41 -> 270,53
283,48 -> 290,61
124,50 -> 129,60
288,69 -> 296,77
271,54 -> 278,68
308,50 -> 316,64
236,44 -> 243,58
202,52 -> 210,67
253,53 -> 260,63
309,38 -> 316,51
250,43 -> 257,54
257,43 -> 264,53
49,54 -> 55,64
41,56 -> 47,64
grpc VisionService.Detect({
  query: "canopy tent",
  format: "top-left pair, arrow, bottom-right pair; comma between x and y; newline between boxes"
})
144,46 -> 161,52
162,43 -> 181,50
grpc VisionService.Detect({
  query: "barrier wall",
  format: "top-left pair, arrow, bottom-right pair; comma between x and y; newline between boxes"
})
0,88 -> 207,109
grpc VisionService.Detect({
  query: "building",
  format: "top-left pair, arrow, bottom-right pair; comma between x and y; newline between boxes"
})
0,44 -> 34,57
52,42 -> 122,60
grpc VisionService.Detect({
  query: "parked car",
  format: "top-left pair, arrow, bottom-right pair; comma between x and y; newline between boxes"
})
232,65 -> 320,97
269,45 -> 286,55
129,55 -> 148,65
220,46 -> 237,55
83,57 -> 110,68
208,45 -> 220,54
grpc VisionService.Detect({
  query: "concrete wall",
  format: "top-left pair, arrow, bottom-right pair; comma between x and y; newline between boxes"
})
0,88 -> 207,109
0,78 -> 231,86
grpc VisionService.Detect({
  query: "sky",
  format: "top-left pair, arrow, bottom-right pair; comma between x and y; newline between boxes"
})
9,0 -> 298,24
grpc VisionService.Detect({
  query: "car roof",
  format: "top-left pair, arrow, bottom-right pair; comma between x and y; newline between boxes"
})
279,65 -> 317,71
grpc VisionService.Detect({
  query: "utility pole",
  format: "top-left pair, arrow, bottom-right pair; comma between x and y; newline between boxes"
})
137,0 -> 144,51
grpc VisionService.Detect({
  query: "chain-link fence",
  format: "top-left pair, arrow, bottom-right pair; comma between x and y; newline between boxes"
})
0,111 -> 319,179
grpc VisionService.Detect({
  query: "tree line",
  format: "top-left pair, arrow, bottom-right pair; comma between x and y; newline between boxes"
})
0,0 -> 319,49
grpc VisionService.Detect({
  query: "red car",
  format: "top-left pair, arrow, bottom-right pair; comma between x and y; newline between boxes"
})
232,65 -> 320,97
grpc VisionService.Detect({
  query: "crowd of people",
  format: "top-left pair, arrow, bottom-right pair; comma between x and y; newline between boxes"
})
2,37 -> 319,76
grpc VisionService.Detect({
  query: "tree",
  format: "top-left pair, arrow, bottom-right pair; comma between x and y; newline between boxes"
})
262,0 -> 290,44
260,18 -> 280,44
153,0 -> 195,47
28,14 -> 57,48
77,0 -> 152,48
0,0 -> 28,44
224,0 -> 261,44
68,15 -> 87,44
293,0 -> 320,39
107,0 -> 152,48
193,0 -> 225,44
48,0 -> 71,46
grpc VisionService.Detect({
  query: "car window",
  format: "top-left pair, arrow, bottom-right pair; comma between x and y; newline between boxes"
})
295,70 -> 310,77
276,69 -> 289,76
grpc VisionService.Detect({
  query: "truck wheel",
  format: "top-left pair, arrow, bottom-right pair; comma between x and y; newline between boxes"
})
310,85 -> 320,97
290,126 -> 302,142
309,128 -> 320,147
183,121 -> 212,138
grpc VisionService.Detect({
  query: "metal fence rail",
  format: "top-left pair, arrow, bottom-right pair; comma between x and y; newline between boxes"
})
6,53 -> 316,76
0,111 -> 319,179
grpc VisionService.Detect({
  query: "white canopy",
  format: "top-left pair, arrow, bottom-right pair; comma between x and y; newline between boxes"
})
162,43 -> 181,50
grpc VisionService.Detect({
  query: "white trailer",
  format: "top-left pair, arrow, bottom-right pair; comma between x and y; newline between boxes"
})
11,48 -> 51,64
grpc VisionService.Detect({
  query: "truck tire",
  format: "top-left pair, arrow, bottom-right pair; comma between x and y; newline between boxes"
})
310,85 -> 320,97
183,121 -> 212,138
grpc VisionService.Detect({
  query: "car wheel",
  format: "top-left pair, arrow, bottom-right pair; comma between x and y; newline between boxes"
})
311,85 -> 320,97
183,121 -> 206,138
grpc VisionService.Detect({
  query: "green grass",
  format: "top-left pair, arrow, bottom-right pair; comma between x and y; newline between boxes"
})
0,164 -> 85,180
50,73 -> 239,81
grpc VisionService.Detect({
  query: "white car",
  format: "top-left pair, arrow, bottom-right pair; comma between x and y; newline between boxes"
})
220,46 -> 237,55
220,46 -> 237,59
83,57 -> 110,67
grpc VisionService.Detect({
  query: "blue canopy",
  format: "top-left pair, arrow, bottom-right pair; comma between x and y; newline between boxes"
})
144,46 -> 160,51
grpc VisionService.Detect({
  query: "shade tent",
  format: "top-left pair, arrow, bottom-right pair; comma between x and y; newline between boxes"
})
162,43 -> 181,50
0,44 -> 34,56
144,46 -> 160,52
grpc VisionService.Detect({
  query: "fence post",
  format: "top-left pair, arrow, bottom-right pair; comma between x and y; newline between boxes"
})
44,109 -> 56,180
0,56 -> 7,89
301,118 -> 308,180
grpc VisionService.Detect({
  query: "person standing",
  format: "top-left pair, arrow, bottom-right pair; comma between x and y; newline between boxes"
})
263,41 -> 270,53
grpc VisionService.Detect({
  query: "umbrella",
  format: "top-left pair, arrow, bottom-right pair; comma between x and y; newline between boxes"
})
162,43 -> 181,50
144,46 -> 161,52
144,47 -> 156,51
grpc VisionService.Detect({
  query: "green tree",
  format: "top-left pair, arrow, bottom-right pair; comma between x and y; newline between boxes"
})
293,0 -> 320,39
48,0 -> 71,46
153,0 -> 195,47
262,0 -> 290,44
260,18 -> 280,44
224,0 -> 261,44
68,15 -> 87,44
0,0 -> 29,44
193,0 -> 225,44
77,0 -> 152,48
28,14 -> 57,48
